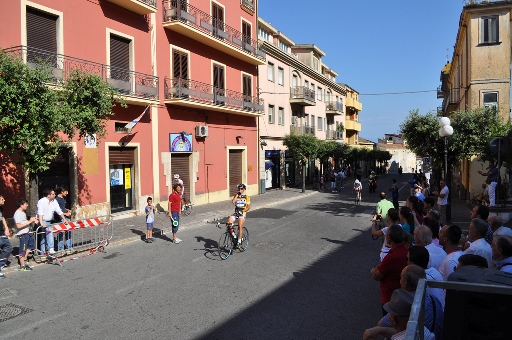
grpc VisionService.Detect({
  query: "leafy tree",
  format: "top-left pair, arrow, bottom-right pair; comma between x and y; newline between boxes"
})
0,50 -> 124,173
283,132 -> 319,193
399,108 -> 500,172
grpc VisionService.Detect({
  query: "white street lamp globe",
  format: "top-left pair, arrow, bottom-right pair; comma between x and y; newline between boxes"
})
439,117 -> 451,127
442,125 -> 454,136
439,127 -> 446,137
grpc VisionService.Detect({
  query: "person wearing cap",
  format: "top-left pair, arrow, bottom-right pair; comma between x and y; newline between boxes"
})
227,184 -> 251,248
172,174 -> 184,196
363,288 -> 435,340
478,161 -> 498,207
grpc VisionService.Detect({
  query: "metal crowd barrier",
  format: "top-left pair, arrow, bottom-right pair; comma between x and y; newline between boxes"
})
32,215 -> 114,265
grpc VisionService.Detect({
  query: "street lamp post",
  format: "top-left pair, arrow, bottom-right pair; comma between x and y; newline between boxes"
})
439,117 -> 454,223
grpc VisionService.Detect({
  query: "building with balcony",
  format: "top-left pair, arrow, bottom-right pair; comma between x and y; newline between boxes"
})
257,17 -> 359,190
437,0 -> 512,199
343,85 -> 363,146
0,0 -> 262,218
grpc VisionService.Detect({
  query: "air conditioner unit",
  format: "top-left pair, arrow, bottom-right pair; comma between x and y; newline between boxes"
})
196,125 -> 208,138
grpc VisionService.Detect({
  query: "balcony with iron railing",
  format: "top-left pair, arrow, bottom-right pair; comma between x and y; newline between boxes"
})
442,88 -> 460,113
325,101 -> 343,115
325,130 -> 343,140
289,86 -> 316,106
107,0 -> 157,14
290,124 -> 315,135
240,0 -> 254,14
164,77 -> 263,116
162,1 -> 265,65
4,46 -> 159,105
437,85 -> 444,99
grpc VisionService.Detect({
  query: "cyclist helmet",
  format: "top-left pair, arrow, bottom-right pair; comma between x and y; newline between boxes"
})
355,179 -> 360,184
237,183 -> 247,190
173,174 -> 180,179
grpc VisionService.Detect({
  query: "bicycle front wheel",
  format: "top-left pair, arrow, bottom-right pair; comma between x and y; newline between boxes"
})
182,201 -> 192,216
218,232 -> 233,260
239,227 -> 249,252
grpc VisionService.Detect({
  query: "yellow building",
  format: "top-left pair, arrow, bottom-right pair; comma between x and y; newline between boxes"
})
438,0 -> 512,199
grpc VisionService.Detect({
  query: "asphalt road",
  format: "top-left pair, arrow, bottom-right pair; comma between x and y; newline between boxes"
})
0,188 -> 387,339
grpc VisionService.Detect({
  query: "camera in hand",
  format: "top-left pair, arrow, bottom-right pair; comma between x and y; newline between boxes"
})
374,214 -> 382,220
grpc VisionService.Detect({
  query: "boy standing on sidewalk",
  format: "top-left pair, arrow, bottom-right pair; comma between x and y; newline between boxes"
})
14,198 -> 37,271
145,197 -> 156,243
168,184 -> 182,244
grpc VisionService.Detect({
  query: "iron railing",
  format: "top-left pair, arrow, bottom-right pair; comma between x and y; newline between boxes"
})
290,86 -> 315,102
290,124 -> 315,136
4,46 -> 159,100
442,88 -> 460,112
326,130 -> 342,139
162,1 -> 265,61
139,0 -> 157,8
164,77 -> 263,113
242,0 -> 254,9
325,101 -> 343,112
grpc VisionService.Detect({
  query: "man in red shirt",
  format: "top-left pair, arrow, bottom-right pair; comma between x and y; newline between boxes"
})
370,224 -> 408,315
168,183 -> 182,244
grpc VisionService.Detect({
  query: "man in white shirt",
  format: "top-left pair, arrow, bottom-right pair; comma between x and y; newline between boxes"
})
37,189 -> 67,254
438,224 -> 463,280
432,180 -> 449,225
463,218 -> 492,268
489,216 -> 512,237
413,225 -> 446,270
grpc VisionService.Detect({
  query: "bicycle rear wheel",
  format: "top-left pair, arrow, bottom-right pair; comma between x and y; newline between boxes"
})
218,232 -> 233,260
239,227 -> 249,252
182,200 -> 192,216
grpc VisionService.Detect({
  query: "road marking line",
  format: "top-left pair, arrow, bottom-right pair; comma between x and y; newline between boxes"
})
0,312 -> 67,339
116,273 -> 166,294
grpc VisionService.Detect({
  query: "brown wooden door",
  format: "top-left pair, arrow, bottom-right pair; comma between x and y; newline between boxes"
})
243,75 -> 251,102
229,150 -> 243,197
212,3 -> 224,36
213,63 -> 225,103
242,21 -> 251,44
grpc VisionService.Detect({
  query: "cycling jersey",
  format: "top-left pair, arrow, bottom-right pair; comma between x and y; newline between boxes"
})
233,194 -> 250,218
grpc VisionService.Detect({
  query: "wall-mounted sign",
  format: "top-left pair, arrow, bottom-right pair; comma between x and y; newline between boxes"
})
170,133 -> 193,152
85,134 -> 97,148
124,168 -> 131,189
110,166 -> 124,186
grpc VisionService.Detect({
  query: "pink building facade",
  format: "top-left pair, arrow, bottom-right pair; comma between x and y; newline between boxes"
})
0,0 -> 263,218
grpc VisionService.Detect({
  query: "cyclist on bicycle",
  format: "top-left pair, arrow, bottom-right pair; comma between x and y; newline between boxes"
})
353,179 -> 363,201
227,183 -> 251,248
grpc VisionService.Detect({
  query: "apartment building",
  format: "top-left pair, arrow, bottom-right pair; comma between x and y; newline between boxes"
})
258,17 -> 359,190
438,0 -> 512,198
0,0 -> 263,217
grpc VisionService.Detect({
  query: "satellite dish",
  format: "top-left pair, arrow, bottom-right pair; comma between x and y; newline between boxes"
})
490,137 -> 509,154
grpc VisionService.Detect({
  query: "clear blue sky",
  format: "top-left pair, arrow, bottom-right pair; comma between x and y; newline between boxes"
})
259,0 -> 467,142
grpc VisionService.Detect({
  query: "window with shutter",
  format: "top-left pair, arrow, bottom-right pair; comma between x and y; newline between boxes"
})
213,63 -> 225,103
212,3 -> 224,36
172,50 -> 188,79
110,34 -> 131,83
26,7 -> 58,65
243,74 -> 251,99
242,21 -> 251,44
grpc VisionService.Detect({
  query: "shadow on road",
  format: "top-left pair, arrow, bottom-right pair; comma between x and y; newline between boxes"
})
195,216 -> 384,339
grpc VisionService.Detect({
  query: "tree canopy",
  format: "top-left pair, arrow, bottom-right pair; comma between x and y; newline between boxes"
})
399,108 -> 501,171
0,50 -> 124,173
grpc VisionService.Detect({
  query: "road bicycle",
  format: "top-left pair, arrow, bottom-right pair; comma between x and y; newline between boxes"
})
353,189 -> 361,205
181,192 -> 193,216
216,221 -> 249,260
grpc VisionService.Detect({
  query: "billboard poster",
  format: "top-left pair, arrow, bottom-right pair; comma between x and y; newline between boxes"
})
170,133 -> 193,152
110,166 -> 124,186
